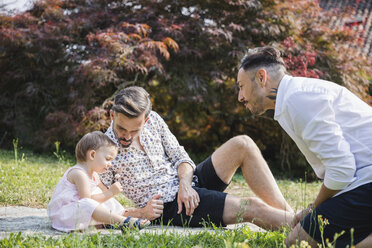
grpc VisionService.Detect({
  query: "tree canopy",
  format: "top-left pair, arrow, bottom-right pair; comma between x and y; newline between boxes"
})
1,0 -> 371,177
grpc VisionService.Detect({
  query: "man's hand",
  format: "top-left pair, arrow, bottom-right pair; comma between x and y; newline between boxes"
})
109,182 -> 123,196
177,180 -> 200,216
142,194 -> 164,220
292,205 -> 312,227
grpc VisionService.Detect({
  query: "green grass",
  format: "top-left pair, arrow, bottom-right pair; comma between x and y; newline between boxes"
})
0,149 -> 70,207
0,149 -> 135,208
0,228 -> 287,248
228,171 -> 321,213
0,149 -> 322,247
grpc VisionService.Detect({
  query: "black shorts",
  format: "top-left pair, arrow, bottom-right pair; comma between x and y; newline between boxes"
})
154,157 -> 228,227
301,182 -> 372,248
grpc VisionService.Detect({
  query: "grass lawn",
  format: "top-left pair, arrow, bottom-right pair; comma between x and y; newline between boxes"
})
0,149 -> 322,247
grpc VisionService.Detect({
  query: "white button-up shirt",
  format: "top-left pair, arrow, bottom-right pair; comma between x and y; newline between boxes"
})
274,75 -> 372,195
100,111 -> 196,208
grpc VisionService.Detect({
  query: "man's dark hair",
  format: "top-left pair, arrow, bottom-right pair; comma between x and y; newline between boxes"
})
240,46 -> 286,72
112,86 -> 152,118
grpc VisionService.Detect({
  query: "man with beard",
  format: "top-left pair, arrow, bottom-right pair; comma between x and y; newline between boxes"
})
237,46 -> 372,248
100,86 -> 293,230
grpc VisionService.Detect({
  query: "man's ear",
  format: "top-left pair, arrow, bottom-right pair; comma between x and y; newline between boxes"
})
87,150 -> 96,161
256,68 -> 267,87
110,110 -> 115,121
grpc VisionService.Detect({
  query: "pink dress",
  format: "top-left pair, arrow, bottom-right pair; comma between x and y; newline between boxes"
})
47,165 -> 125,232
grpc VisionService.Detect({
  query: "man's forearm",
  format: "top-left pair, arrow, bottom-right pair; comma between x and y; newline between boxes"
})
123,207 -> 144,218
313,183 -> 340,208
178,162 -> 194,184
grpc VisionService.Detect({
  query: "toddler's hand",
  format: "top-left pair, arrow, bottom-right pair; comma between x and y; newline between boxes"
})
109,182 -> 123,196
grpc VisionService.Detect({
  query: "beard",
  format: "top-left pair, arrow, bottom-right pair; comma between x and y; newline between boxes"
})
118,137 -> 133,148
112,126 -> 133,148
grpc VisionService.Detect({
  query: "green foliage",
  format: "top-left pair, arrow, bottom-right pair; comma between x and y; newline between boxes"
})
52,141 -> 71,164
0,226 -> 347,248
1,0 -> 371,176
0,227 -> 288,248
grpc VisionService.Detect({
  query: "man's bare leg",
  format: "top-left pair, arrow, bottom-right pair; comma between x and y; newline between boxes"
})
285,223 -> 318,247
356,233 -> 372,248
212,135 -> 293,212
223,194 -> 293,230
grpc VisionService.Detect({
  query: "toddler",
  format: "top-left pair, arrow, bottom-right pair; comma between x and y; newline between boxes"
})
47,131 -> 150,232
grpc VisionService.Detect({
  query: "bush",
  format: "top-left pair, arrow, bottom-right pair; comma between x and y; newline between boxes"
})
1,0 -> 371,177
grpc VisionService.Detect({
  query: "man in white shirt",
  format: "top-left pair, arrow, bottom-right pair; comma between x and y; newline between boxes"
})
237,46 -> 372,248
100,86 -> 293,230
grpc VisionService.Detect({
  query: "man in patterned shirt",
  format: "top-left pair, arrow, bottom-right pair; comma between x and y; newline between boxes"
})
100,86 -> 293,229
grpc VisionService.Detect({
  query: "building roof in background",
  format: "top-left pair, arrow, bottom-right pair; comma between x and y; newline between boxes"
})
320,0 -> 372,59
0,0 -> 33,14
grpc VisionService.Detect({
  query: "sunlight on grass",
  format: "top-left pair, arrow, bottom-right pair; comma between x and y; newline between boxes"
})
278,180 -> 321,212
0,149 -> 134,207
0,149 -> 70,207
228,171 -> 321,212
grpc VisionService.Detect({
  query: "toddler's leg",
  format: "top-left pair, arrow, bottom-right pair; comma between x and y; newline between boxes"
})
92,205 -> 150,229
92,204 -> 126,224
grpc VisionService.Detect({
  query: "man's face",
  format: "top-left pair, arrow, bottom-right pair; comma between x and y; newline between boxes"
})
110,111 -> 147,148
237,68 -> 267,116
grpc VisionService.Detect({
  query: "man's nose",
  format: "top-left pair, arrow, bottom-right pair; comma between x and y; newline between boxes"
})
238,91 -> 244,102
123,132 -> 131,140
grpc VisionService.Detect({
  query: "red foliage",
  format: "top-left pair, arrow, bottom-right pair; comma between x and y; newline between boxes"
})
275,0 -> 371,103
1,0 -> 371,176
281,37 -> 322,78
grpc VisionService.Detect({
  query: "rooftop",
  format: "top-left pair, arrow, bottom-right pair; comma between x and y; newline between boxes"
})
320,0 -> 372,58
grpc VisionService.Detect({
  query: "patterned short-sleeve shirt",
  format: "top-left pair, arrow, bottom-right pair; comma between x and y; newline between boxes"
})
100,111 -> 196,208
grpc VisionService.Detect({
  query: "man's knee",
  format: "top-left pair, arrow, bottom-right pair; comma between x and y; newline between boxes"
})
285,224 -> 302,247
228,135 -> 257,153
285,224 -> 317,248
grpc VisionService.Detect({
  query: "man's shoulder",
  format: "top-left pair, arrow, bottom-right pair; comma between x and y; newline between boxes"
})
147,111 -> 165,125
285,76 -> 341,100
149,110 -> 162,119
291,76 -> 340,91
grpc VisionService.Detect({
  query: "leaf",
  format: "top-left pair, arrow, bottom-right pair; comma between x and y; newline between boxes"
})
162,37 -> 179,52
128,33 -> 141,41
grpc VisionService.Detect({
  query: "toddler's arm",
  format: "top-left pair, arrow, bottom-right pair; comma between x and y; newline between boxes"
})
90,179 -> 123,203
67,169 -> 122,203
67,169 -> 93,199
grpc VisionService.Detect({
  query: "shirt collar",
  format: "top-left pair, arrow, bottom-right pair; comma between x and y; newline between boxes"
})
274,74 -> 292,120
106,122 -> 121,148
